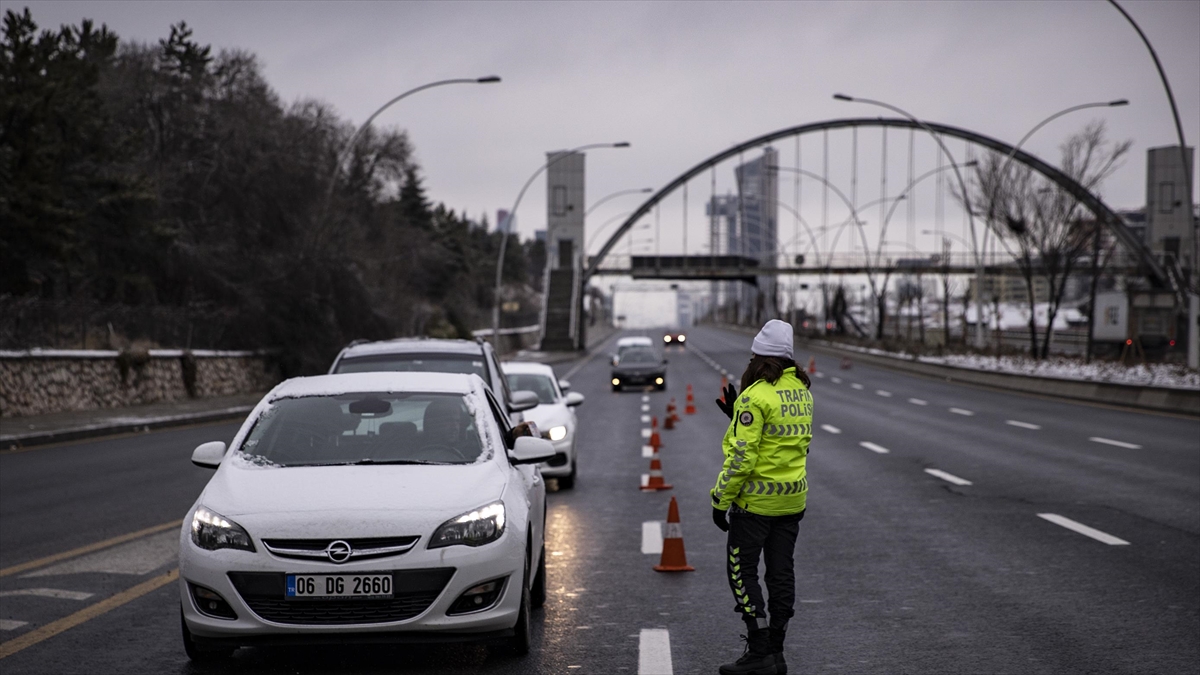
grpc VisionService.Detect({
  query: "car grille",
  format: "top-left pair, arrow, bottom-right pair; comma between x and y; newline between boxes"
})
228,568 -> 455,625
261,536 -> 420,563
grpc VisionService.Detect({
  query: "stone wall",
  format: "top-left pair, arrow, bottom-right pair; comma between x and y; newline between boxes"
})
0,349 -> 279,418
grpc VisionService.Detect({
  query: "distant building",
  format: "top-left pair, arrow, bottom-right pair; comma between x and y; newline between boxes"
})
1145,145 -> 1195,274
545,151 -> 585,269
497,209 -> 515,234
534,229 -> 547,243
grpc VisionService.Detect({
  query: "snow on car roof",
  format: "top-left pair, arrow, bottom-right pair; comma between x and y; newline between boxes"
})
268,372 -> 483,400
339,338 -> 484,358
500,361 -> 556,376
616,336 -> 654,347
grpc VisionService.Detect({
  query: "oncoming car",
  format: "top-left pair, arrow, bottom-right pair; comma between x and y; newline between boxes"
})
179,372 -> 555,661
611,347 -> 668,392
502,362 -> 585,489
662,331 -> 687,346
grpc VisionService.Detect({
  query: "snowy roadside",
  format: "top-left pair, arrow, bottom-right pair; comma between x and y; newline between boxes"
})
829,343 -> 1199,390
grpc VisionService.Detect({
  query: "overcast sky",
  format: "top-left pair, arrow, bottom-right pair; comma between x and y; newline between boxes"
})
20,0 -> 1200,262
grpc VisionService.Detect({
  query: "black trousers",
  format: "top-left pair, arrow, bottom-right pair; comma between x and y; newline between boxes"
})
726,507 -> 804,631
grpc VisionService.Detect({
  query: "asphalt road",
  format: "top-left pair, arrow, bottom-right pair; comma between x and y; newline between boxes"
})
0,324 -> 1196,674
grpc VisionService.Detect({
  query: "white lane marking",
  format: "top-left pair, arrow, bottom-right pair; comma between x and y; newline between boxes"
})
641,404 -> 650,412
860,442 -> 890,454
875,390 -> 892,397
949,408 -> 974,416
1089,436 -> 1142,450
641,474 -> 649,488
639,628 -> 674,675
641,415 -> 651,423
24,530 -> 178,577
850,383 -> 864,390
0,588 -> 94,600
908,398 -> 928,406
1006,420 -> 1042,430
814,372 -> 825,378
924,468 -> 973,486
0,619 -> 29,631
1037,513 -> 1130,545
641,521 -> 664,555
820,424 -> 841,434
642,395 -> 650,402
641,428 -> 652,439
642,445 -> 655,458
831,377 -> 842,384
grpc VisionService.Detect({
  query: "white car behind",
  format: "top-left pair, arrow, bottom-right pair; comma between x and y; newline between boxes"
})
179,372 -> 554,661
501,362 -> 584,489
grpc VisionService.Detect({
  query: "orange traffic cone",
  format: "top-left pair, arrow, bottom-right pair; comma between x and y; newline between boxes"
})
653,497 -> 694,572
667,399 -> 679,425
640,451 -> 673,491
649,416 -> 662,450
807,356 -> 816,374
685,385 -> 696,415
664,409 -> 675,430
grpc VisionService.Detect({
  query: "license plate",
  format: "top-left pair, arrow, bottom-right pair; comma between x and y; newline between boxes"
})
286,574 -> 393,599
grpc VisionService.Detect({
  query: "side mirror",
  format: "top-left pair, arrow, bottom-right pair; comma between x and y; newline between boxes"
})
558,379 -> 571,392
508,390 -> 539,413
610,355 -> 619,366
509,436 -> 556,465
191,441 -> 227,469
565,391 -> 585,407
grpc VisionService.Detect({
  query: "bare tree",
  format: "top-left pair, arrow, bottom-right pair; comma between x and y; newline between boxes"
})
964,121 -> 1130,359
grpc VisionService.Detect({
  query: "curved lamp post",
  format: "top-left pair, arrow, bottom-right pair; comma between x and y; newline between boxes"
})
491,142 -> 631,344
833,93 -> 987,348
322,76 -> 500,220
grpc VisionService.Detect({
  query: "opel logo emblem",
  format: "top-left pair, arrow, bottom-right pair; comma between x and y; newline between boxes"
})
325,540 -> 352,564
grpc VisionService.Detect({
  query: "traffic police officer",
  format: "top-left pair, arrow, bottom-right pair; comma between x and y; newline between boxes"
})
711,319 -> 812,675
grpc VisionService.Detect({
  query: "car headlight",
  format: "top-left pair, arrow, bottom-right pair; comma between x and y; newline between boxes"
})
677,335 -> 686,342
429,501 -> 506,549
547,425 -> 568,442
663,335 -> 672,342
612,377 -> 620,385
191,506 -> 255,552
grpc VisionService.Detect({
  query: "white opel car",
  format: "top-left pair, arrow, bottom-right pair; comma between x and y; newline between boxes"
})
501,362 -> 584,489
178,372 -> 554,661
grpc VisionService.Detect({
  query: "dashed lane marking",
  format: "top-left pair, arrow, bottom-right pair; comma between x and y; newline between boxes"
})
924,468 -> 973,486
1037,514 -> 1129,545
0,589 -> 93,601
875,390 -> 892,397
1089,436 -> 1142,450
814,372 -> 825,378
638,628 -> 674,675
642,445 -> 655,458
820,424 -> 841,434
642,395 -> 651,403
0,519 -> 180,578
642,428 -> 652,439
949,408 -> 975,416
831,377 -> 842,384
641,415 -> 651,423
908,398 -> 927,406
0,621 -> 27,632
641,522 -> 664,555
641,404 -> 650,412
1006,420 -> 1042,430
850,383 -> 864,390
0,569 -> 179,659
860,442 -> 890,454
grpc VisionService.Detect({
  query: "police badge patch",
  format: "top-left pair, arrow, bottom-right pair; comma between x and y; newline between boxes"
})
738,410 -> 754,426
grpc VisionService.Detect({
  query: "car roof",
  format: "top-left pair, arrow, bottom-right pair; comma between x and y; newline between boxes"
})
616,336 -> 653,347
501,361 -> 556,376
338,338 -> 486,359
268,372 -> 482,401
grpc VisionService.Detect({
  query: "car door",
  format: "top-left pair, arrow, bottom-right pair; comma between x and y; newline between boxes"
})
484,389 -> 544,563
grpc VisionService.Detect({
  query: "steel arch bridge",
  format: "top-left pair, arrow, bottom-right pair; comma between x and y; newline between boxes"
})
584,117 -> 1172,291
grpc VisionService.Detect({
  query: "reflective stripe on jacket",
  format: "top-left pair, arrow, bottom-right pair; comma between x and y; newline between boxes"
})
711,367 -> 812,516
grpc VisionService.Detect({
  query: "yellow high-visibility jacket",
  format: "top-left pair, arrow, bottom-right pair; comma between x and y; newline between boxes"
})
711,367 -> 812,516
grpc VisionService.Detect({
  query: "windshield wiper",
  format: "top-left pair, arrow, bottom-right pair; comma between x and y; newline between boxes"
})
349,458 -> 440,466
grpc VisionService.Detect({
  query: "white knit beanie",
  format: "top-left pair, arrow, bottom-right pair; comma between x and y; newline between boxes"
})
751,319 -> 794,359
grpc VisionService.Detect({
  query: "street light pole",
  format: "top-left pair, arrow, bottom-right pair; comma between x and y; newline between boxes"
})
834,93 -> 988,349
491,142 -> 631,347
321,76 -> 500,223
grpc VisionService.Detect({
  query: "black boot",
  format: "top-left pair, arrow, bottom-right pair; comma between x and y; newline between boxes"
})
718,628 -> 779,675
768,627 -> 788,674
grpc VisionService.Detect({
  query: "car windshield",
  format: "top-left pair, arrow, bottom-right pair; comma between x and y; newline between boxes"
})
333,353 -> 487,380
505,373 -> 558,405
238,393 -> 484,466
620,349 -> 659,365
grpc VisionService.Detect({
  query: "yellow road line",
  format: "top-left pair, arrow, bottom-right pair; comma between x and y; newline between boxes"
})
0,520 -> 181,578
0,568 -> 178,659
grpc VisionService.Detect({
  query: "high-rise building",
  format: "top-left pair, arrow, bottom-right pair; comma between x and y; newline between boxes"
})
1145,145 -> 1195,275
496,209 -> 515,234
545,151 -> 585,270
734,148 -> 779,322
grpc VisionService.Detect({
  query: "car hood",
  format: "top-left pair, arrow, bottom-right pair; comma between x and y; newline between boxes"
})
202,458 -> 507,521
521,403 -> 573,430
613,363 -> 663,372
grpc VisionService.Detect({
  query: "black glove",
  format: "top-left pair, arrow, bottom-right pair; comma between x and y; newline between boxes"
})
715,382 -> 738,420
712,507 -> 729,532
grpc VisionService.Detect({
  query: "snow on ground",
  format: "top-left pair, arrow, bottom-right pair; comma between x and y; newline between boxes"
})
838,344 -> 1199,390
